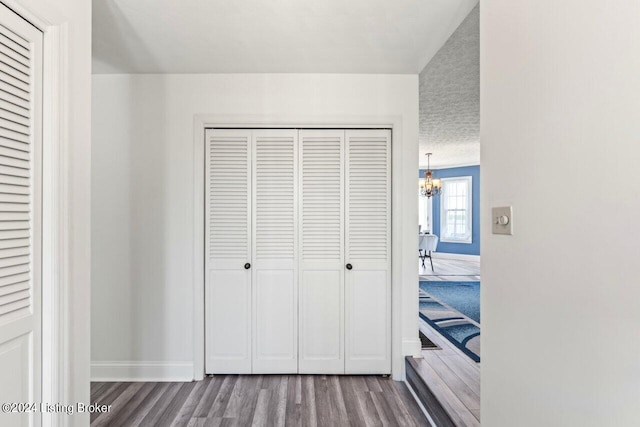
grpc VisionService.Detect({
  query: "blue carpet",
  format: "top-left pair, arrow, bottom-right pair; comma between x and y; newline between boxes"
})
419,281 -> 480,323
419,281 -> 481,362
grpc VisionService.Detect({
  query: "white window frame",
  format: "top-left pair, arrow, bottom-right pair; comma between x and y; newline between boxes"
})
440,176 -> 473,244
418,180 -> 433,234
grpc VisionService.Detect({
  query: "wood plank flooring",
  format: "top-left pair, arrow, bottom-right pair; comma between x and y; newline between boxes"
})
419,258 -> 480,281
415,319 -> 480,426
414,257 -> 481,426
90,375 -> 430,426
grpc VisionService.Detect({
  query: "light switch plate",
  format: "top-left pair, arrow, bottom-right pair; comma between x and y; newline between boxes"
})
492,206 -> 513,235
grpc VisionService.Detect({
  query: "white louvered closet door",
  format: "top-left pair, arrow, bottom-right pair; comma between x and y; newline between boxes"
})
345,129 -> 391,374
205,129 -> 252,374
251,130 -> 298,373
298,130 -> 345,374
0,6 -> 43,426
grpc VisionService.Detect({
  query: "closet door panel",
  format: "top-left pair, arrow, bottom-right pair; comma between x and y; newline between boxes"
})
205,129 -> 252,374
207,269 -> 251,372
252,130 -> 298,373
345,270 -> 389,373
254,270 -> 295,372
345,129 -> 391,374
298,129 -> 345,374
300,270 -> 342,372
0,8 -> 43,425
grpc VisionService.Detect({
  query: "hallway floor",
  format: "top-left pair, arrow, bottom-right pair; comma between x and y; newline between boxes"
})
415,256 -> 480,426
414,318 -> 480,426
90,375 -> 429,426
419,257 -> 480,281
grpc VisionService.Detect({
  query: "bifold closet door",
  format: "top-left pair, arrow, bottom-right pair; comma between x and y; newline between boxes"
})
298,130 -> 345,374
206,128 -> 390,375
0,6 -> 43,425
251,130 -> 298,373
205,129 -> 252,374
344,130 -> 391,374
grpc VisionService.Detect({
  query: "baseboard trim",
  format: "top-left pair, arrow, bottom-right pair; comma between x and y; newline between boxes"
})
403,338 -> 422,357
431,252 -> 480,262
91,361 -> 194,382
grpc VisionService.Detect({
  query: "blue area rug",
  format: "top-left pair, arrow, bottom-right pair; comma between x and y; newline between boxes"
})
420,281 -> 480,323
419,281 -> 480,362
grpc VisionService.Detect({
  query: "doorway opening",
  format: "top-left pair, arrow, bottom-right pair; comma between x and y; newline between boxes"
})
407,4 -> 481,426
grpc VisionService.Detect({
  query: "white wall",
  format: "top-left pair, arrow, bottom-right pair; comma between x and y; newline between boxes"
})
482,1 -> 640,426
6,0 -> 92,425
91,74 -> 419,380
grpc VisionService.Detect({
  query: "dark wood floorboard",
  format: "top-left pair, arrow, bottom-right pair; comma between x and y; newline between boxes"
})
90,375 -> 429,427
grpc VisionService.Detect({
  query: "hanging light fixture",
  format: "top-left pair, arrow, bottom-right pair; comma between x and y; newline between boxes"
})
420,153 -> 442,198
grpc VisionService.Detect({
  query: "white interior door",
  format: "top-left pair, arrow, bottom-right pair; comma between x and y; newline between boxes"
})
344,129 -> 391,374
298,130 -> 345,374
0,6 -> 43,426
251,129 -> 298,373
205,129 -> 252,374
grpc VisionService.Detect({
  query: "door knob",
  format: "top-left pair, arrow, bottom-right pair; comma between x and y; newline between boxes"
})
244,263 -> 251,269
346,263 -> 353,270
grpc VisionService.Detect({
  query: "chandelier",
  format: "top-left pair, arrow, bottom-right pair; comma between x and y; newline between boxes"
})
420,153 -> 442,198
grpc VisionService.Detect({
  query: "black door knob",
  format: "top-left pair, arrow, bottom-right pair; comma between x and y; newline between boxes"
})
346,263 -> 353,270
244,263 -> 251,269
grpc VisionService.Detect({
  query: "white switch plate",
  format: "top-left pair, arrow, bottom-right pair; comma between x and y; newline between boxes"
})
492,206 -> 513,235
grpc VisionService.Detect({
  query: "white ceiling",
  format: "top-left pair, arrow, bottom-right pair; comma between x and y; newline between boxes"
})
419,5 -> 479,169
92,0 -> 478,74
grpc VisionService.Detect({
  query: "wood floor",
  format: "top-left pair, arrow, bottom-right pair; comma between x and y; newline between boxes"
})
414,319 -> 480,426
419,258 -> 480,281
90,375 -> 429,427
414,256 -> 481,426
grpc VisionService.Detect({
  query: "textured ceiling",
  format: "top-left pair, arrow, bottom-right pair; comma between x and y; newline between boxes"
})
419,5 -> 479,169
92,0 -> 478,74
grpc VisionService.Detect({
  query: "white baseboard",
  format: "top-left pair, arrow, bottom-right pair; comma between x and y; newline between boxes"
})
402,338 -> 422,357
431,252 -> 480,262
91,361 -> 194,382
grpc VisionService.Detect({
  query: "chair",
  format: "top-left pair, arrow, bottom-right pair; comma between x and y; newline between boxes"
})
419,233 -> 438,271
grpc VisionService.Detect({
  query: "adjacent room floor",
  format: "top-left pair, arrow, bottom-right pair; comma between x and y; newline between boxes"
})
414,257 -> 480,426
419,257 -> 480,281
412,319 -> 480,426
90,375 -> 429,426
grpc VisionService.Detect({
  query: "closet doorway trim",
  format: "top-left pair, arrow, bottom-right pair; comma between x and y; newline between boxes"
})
193,115 -> 405,381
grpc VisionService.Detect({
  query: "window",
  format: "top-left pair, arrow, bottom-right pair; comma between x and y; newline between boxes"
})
418,180 -> 433,233
440,177 -> 472,243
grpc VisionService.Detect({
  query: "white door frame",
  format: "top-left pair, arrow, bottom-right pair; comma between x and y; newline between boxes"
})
1,2 -> 74,426
193,114 -> 405,381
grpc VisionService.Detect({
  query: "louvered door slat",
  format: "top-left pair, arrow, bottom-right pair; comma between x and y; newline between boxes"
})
0,67 -> 29,93
0,53 -> 30,76
0,280 -> 28,297
0,116 -> 29,136
0,254 -> 28,268
205,129 -> 252,374
0,79 -> 29,102
0,37 -> 29,67
0,98 -> 29,123
0,30 -> 30,57
345,129 -> 391,375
